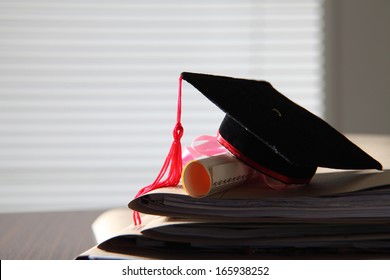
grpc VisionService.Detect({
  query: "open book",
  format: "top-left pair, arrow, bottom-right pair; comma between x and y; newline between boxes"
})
79,210 -> 390,260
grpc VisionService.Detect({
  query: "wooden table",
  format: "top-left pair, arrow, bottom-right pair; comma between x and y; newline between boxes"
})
0,210 -> 105,259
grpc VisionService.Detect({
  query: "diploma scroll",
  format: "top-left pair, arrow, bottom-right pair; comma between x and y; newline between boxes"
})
181,153 -> 256,198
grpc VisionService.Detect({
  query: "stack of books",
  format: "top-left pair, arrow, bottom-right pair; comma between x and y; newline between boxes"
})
78,162 -> 390,259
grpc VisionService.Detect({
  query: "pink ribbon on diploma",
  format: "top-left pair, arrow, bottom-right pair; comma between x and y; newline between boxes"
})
182,135 -> 228,166
182,134 -> 287,190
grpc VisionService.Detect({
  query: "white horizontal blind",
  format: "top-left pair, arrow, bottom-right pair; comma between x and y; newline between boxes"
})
0,0 -> 323,212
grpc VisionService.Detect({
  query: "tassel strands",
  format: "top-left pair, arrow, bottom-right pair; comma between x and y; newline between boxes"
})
133,75 -> 184,225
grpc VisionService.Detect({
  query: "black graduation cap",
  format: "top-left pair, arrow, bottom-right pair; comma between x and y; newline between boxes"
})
181,72 -> 382,184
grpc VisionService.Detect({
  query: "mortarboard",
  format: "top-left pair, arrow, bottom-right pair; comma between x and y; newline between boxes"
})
181,72 -> 382,184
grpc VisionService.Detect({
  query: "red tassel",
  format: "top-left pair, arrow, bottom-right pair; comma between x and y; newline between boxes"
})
133,76 -> 184,225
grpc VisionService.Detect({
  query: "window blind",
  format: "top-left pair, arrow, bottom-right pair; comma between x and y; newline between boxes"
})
0,0 -> 323,212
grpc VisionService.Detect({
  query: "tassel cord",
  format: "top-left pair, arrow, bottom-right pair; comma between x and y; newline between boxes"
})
132,76 -> 184,225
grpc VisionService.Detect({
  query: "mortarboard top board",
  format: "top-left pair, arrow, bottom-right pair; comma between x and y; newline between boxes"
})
181,72 -> 382,184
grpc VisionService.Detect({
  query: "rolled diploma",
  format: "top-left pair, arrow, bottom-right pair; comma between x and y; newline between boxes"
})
181,153 -> 255,198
